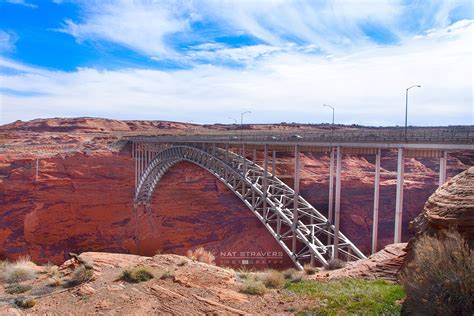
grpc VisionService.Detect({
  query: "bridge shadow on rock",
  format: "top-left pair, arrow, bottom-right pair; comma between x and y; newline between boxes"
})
134,161 -> 294,269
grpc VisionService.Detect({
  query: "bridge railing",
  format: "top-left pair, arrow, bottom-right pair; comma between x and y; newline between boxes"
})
125,127 -> 474,144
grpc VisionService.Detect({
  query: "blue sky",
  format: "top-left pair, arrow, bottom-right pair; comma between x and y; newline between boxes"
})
0,0 -> 472,125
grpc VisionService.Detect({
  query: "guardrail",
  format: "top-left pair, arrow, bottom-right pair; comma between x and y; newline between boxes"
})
125,127 -> 474,144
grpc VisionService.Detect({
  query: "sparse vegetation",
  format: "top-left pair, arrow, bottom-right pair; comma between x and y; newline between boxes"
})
160,269 -> 175,280
0,257 -> 37,284
5,283 -> 32,294
186,247 -> 215,265
287,279 -> 405,315
119,266 -> 154,283
257,270 -> 285,288
325,258 -> 346,270
303,263 -> 317,275
239,279 -> 267,296
15,298 -> 37,309
65,265 -> 93,287
31,285 -> 54,296
282,268 -> 302,283
400,230 -> 473,315
48,274 -> 63,287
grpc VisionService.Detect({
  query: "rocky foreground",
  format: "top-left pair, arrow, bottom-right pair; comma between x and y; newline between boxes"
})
0,245 -> 407,315
0,118 -> 473,267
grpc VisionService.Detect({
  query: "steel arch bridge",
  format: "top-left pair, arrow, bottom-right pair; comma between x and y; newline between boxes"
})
134,144 -> 366,269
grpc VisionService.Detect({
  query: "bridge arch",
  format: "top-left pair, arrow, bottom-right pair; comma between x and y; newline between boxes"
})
134,145 -> 365,269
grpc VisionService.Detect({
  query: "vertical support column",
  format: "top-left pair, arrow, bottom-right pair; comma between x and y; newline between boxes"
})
272,149 -> 276,178
242,143 -> 246,196
263,144 -> 269,220
328,147 -> 335,224
253,148 -> 257,163
333,146 -> 342,259
438,151 -> 447,187
394,148 -> 404,243
292,144 -> 300,254
133,142 -> 137,190
371,148 -> 381,254
35,158 -> 39,181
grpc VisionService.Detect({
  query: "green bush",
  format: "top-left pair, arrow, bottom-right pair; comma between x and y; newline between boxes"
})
119,266 -> 154,283
5,283 -> 32,294
400,230 -> 473,315
287,279 -> 405,315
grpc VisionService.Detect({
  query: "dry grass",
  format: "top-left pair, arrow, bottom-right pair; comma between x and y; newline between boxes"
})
257,270 -> 285,288
303,263 -> 318,275
65,265 -> 93,287
119,266 -> 154,283
400,230 -> 473,315
325,258 -> 346,270
15,298 -> 36,309
282,268 -> 303,283
160,269 -> 175,280
186,247 -> 215,265
0,257 -> 37,284
239,279 -> 267,296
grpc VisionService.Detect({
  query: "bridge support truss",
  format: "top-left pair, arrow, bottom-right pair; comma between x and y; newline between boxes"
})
129,138 -> 470,267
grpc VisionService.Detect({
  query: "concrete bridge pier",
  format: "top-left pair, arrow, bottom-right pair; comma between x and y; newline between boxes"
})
372,148 -> 381,254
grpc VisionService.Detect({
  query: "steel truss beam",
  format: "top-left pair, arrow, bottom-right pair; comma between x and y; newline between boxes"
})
134,144 -> 366,269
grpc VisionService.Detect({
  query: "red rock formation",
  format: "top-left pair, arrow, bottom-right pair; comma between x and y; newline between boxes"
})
311,243 -> 407,282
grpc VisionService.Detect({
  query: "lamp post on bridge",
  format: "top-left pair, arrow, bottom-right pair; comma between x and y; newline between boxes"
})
240,111 -> 251,141
404,85 -> 421,140
323,104 -> 335,139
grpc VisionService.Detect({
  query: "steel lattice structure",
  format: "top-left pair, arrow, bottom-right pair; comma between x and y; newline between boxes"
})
134,144 -> 366,269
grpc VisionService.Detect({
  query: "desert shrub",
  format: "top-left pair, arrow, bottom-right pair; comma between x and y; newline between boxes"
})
239,279 -> 267,295
48,274 -> 63,287
0,258 -> 37,284
65,265 -> 93,287
257,270 -> 285,288
325,258 -> 346,270
400,230 -> 473,315
303,263 -> 318,275
5,283 -> 32,294
160,269 -> 175,280
15,298 -> 36,309
186,247 -> 215,265
119,266 -> 154,283
282,268 -> 302,283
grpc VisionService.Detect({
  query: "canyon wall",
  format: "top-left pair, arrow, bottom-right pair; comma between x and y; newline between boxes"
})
1,119 -> 472,268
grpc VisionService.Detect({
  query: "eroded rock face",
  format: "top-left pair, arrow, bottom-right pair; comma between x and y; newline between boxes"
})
312,243 -> 407,282
410,166 -> 474,241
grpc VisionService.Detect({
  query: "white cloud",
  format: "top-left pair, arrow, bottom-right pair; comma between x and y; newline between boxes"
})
0,30 -> 16,52
59,0 -> 193,58
5,0 -> 37,9
1,20 -> 472,126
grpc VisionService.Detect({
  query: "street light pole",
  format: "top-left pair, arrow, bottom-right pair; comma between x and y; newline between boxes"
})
323,104 -> 335,138
404,85 -> 421,139
240,111 -> 251,140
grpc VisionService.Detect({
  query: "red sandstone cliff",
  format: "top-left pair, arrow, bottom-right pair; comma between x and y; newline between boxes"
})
0,118 -> 472,268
